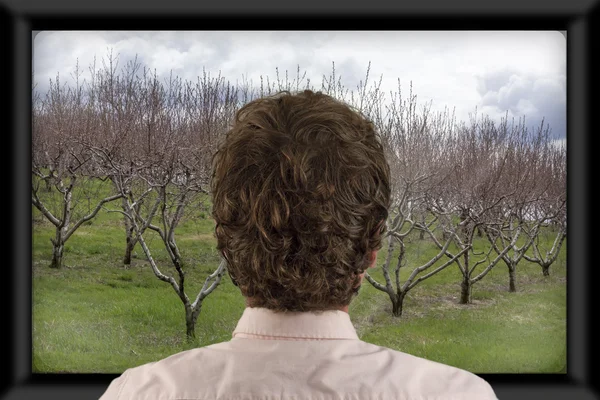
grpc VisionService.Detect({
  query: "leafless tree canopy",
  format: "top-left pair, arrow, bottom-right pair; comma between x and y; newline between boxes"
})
33,53 -> 566,325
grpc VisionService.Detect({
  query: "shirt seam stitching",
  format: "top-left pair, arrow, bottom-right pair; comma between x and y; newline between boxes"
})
115,369 -> 130,400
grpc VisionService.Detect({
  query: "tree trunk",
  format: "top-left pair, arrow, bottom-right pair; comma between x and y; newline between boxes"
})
50,228 -> 66,269
508,265 -> 517,292
185,306 -> 199,339
123,231 -> 136,267
392,294 -> 405,317
50,242 -> 64,269
460,276 -> 472,304
542,265 -> 550,276
122,196 -> 136,267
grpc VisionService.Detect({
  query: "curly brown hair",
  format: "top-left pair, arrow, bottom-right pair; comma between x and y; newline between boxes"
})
211,90 -> 391,312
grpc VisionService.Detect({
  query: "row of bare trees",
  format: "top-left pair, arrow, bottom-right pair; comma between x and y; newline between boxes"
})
33,53 -> 237,338
319,69 -> 566,315
33,53 -> 566,336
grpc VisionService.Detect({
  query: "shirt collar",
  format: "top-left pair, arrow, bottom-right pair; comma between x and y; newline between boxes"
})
232,307 -> 360,340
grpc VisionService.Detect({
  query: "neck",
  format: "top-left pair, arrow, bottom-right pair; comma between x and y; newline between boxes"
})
245,298 -> 350,314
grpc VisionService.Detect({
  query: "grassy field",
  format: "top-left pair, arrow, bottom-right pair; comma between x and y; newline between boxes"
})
32,194 -> 566,374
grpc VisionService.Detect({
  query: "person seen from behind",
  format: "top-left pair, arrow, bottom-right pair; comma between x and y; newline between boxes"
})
100,90 -> 498,400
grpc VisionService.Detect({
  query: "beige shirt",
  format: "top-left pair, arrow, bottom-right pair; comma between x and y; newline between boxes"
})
100,307 -> 498,400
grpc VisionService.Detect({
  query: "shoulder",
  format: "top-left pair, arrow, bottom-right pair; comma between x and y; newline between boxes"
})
352,341 -> 498,400
98,344 -> 229,400
98,340 -> 497,400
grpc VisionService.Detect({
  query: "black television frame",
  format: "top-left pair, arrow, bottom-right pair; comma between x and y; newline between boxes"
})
4,1 -> 596,398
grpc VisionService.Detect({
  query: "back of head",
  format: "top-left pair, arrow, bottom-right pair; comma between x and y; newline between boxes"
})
211,90 -> 391,312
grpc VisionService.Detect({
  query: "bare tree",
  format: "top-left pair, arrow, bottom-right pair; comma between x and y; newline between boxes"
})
359,79 -> 469,316
483,215 -> 535,292
79,51 -> 240,268
423,112 -> 521,304
85,51 -> 148,267
32,65 -> 123,269
482,118 -> 558,291
524,218 -> 566,276
85,63 -> 228,338
523,137 -> 567,276
90,131 -> 226,339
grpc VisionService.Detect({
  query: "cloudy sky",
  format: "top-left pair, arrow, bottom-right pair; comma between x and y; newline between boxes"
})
33,31 -> 566,140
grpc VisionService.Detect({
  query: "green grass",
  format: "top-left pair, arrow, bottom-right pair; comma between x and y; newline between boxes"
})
33,192 -> 566,374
